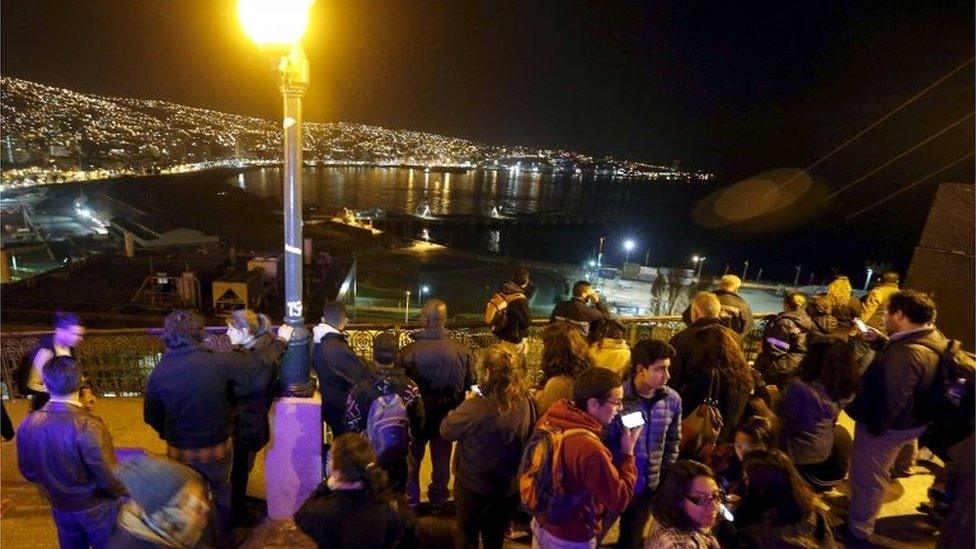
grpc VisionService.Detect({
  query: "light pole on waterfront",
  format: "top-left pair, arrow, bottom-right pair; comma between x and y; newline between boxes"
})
623,239 -> 635,265
692,255 -> 706,278
239,0 -> 316,397
741,260 -> 749,281
417,284 -> 429,306
793,265 -> 802,287
405,290 -> 412,323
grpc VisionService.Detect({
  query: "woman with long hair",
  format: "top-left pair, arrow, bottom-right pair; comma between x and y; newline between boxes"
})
729,448 -> 835,547
223,309 -> 290,526
441,345 -> 535,549
824,276 -> 862,339
682,327 -> 754,443
534,322 -> 593,414
701,416 -> 775,501
588,317 -> 631,376
777,337 -> 858,491
645,460 -> 722,548
295,433 -> 417,548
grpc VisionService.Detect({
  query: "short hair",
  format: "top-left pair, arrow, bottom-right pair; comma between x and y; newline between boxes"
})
373,332 -> 399,365
589,317 -> 625,344
631,339 -> 676,368
881,270 -> 900,284
513,267 -> 530,286
226,309 -> 271,337
888,290 -> 937,325
691,291 -> 721,318
571,280 -> 592,297
420,299 -> 447,328
572,367 -> 621,410
322,301 -> 347,327
43,356 -> 83,396
162,310 -> 204,349
783,291 -> 807,312
53,311 -> 82,330
719,275 -> 742,292
651,460 -> 716,532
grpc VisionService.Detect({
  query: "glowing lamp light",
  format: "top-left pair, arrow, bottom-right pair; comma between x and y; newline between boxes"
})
623,240 -> 635,252
238,0 -> 314,46
421,285 -> 430,294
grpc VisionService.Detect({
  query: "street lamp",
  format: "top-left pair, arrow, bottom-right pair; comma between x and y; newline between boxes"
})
417,284 -> 429,306
692,255 -> 706,278
623,239 -> 635,264
793,265 -> 802,287
240,0 -> 315,397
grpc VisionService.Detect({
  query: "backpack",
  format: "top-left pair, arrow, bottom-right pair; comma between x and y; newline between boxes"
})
913,339 -> 975,439
485,292 -> 524,336
518,422 -> 598,524
365,392 -> 411,462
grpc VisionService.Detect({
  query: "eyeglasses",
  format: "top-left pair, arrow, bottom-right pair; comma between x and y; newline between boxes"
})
601,398 -> 624,407
685,492 -> 725,506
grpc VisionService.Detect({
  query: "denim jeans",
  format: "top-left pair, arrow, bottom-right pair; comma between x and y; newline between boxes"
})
51,498 -> 119,549
180,451 -> 234,548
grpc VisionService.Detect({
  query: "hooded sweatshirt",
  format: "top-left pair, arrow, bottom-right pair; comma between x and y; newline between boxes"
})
533,399 -> 637,542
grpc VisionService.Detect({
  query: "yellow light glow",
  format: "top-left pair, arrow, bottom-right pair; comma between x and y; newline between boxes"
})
238,0 -> 314,46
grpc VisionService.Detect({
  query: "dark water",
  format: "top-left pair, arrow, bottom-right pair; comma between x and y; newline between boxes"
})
224,166 -> 921,283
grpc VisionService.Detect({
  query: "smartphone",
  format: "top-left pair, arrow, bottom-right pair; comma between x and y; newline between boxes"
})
470,384 -> 483,396
719,503 -> 734,522
854,318 -> 869,333
620,411 -> 645,429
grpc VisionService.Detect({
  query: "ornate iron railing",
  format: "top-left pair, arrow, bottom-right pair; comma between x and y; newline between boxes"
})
1,315 -> 771,398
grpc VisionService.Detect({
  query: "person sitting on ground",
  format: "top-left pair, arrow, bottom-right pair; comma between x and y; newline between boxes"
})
700,415 -> 774,501
724,449 -> 835,548
603,339 -> 682,548
527,367 -> 641,547
223,309 -> 290,526
589,317 -> 631,376
670,292 -> 741,393
296,433 -> 418,549
312,301 -> 372,440
754,291 -> 815,387
440,345 -> 535,549
397,298 -> 476,512
345,332 -> 425,493
777,337 -> 857,491
19,310 -> 86,411
17,356 -> 126,549
678,324 -> 754,445
533,322 -> 593,415
110,454 -> 214,549
550,279 -> 612,337
644,459 -> 722,549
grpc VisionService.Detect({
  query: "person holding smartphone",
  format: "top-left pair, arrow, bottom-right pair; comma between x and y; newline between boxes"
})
603,339 -> 682,548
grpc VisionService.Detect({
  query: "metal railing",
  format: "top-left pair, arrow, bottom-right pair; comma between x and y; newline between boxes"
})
1,315 -> 772,398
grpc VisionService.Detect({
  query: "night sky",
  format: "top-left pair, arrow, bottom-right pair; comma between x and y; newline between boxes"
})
2,1 -> 973,216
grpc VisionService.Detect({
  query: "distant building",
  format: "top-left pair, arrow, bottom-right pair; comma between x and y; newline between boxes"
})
108,213 -> 219,250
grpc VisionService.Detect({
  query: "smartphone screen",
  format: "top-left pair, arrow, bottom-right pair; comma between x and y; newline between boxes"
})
719,503 -> 734,522
470,384 -> 483,396
620,411 -> 645,429
854,318 -> 869,332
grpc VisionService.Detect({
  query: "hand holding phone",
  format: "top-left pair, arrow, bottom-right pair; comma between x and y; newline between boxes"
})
853,318 -> 869,333
620,411 -> 645,429
470,384 -> 483,397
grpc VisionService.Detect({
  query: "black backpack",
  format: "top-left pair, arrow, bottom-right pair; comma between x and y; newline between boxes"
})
913,339 -> 975,444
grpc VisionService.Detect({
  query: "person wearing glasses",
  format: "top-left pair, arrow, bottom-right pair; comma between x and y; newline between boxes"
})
529,367 -> 643,548
645,460 -> 722,548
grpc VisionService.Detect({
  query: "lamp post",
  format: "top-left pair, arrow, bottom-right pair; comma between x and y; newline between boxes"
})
623,239 -> 635,265
741,260 -> 749,281
239,0 -> 316,397
417,284 -> 429,306
692,255 -> 706,278
793,265 -> 802,287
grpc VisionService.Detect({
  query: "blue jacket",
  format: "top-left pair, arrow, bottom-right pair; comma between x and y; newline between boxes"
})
604,379 -> 681,495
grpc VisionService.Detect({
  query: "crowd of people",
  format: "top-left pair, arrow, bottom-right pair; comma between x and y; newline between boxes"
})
8,267 -> 973,549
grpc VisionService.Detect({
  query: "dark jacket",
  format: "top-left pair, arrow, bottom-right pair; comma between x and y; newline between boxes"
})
754,310 -> 815,386
829,296 -> 862,338
533,399 -> 637,542
295,484 -> 418,549
846,326 -> 946,435
439,393 -> 534,496
778,379 -> 848,465
549,297 -> 611,337
312,331 -> 371,437
494,281 -> 531,343
145,344 -> 254,449
604,381 -> 681,495
668,318 -> 739,394
714,289 -> 754,335
730,508 -> 836,549
396,327 -> 475,439
227,334 -> 286,450
345,367 -> 425,441
17,401 -> 126,510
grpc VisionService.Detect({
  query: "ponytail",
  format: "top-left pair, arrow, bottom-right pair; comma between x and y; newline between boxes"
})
482,344 -> 529,412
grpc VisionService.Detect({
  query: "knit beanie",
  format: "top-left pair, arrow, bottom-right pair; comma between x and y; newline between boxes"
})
115,454 -> 202,515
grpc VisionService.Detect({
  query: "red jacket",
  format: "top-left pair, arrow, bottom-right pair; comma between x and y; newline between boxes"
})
535,399 -> 637,542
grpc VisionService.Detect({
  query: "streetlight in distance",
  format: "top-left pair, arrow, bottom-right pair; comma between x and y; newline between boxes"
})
239,0 -> 315,397
418,284 -> 430,306
692,255 -> 707,278
623,239 -> 635,264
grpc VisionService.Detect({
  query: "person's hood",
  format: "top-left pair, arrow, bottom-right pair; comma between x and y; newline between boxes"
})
541,398 -> 604,435
409,327 -> 450,341
498,280 -> 527,296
